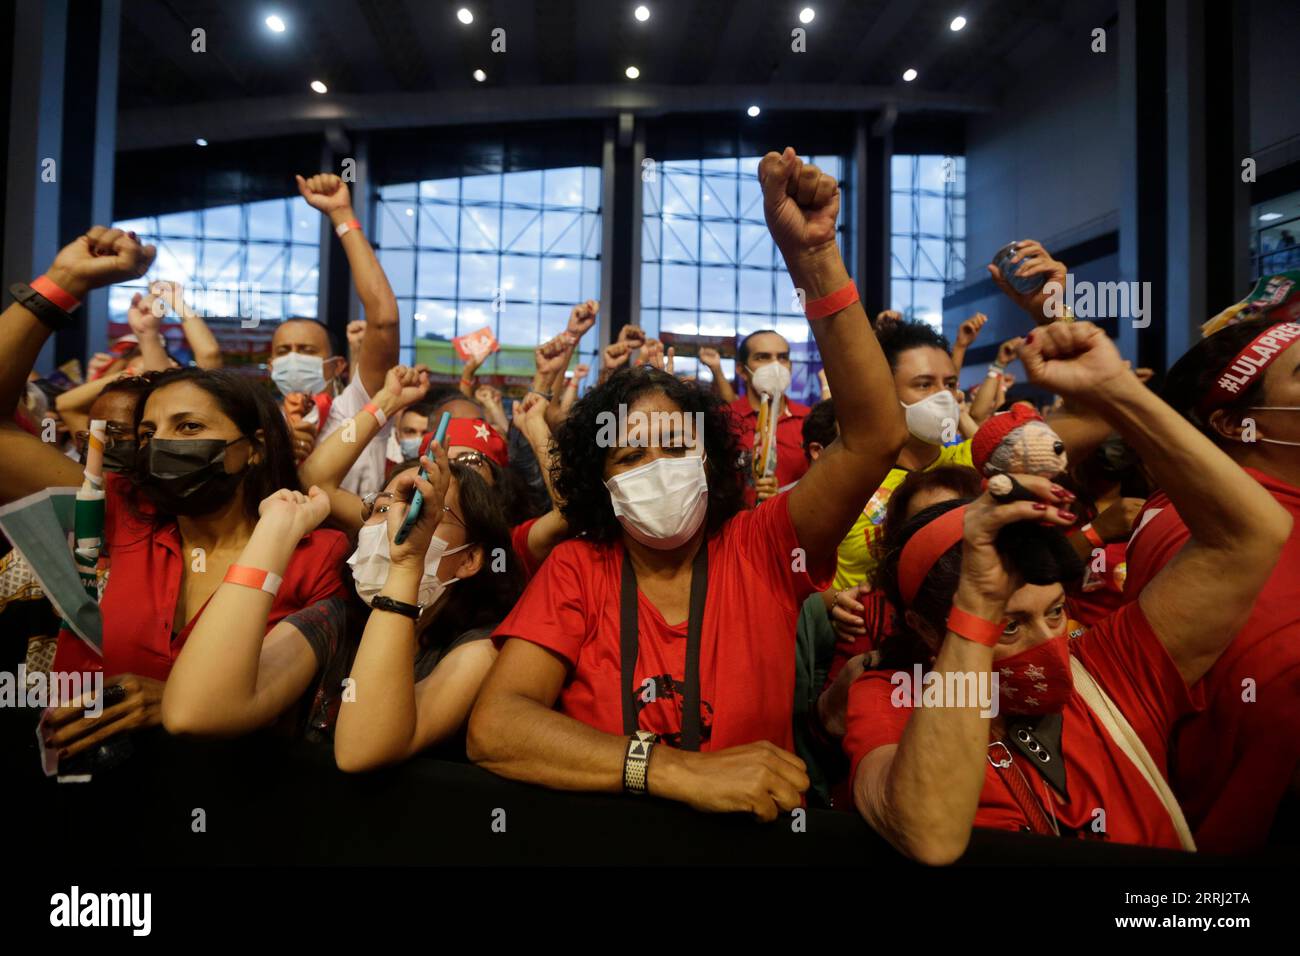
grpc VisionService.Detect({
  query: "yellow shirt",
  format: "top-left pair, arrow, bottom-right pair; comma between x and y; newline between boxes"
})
832,440 -> 974,592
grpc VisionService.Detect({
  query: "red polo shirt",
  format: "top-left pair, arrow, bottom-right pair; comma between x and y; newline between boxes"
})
51,476 -> 349,682
1067,540 -> 1128,627
492,490 -> 834,751
843,602 -> 1197,850
727,394 -> 812,492
1122,468 -> 1300,852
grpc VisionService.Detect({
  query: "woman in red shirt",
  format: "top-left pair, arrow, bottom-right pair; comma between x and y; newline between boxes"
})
1123,315 -> 1300,851
0,226 -> 347,767
844,321 -> 1291,861
468,148 -> 910,820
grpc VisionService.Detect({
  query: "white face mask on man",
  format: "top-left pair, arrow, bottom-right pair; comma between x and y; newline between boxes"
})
604,450 -> 709,550
748,361 -> 792,397
271,351 -> 329,397
347,523 -> 474,608
901,390 -> 959,446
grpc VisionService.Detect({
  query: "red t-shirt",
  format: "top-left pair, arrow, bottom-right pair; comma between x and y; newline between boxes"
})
1123,468 -> 1300,852
842,602 -> 1197,849
510,517 -> 544,580
52,477 -> 349,682
727,395 -> 811,492
1067,540 -> 1128,627
492,491 -> 833,751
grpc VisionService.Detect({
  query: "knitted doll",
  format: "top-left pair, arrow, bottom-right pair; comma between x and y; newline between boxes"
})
971,403 -> 1068,479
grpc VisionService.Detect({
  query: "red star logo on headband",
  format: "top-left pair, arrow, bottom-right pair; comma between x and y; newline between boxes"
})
474,423 -> 491,441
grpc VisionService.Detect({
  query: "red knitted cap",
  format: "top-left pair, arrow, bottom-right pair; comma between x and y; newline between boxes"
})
971,404 -> 1043,475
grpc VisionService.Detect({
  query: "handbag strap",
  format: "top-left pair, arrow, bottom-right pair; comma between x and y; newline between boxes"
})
620,543 -> 709,750
1069,657 -> 1197,852
988,742 -> 1058,836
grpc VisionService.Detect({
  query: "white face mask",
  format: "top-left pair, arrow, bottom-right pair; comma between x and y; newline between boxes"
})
1247,406 -> 1300,446
901,390 -> 959,445
271,352 -> 328,397
604,451 -> 709,550
749,361 -> 792,397
347,523 -> 474,608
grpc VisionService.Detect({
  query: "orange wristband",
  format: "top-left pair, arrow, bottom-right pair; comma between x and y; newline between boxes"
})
224,564 -> 283,597
31,275 -> 81,312
362,402 -> 387,428
1080,523 -> 1104,549
335,219 -> 362,239
946,606 -> 1005,648
804,280 -> 859,320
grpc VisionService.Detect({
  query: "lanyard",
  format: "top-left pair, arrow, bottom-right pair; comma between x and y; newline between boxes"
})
988,741 -> 1060,836
620,543 -> 709,750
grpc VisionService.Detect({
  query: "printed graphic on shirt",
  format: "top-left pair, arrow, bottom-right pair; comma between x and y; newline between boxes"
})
864,486 -> 893,528
635,673 -> 714,748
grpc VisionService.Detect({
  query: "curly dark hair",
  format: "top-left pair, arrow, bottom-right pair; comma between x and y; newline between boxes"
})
875,318 -> 952,371
875,498 -> 1084,671
551,366 -> 745,544
1163,316 -> 1284,446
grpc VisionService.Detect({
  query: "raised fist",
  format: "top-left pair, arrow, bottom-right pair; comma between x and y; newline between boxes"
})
346,319 -> 366,352
567,300 -> 599,338
758,147 -> 839,257
46,227 -> 157,300
956,313 -> 987,348
295,173 -> 352,215
126,292 -> 163,337
1019,322 -> 1128,404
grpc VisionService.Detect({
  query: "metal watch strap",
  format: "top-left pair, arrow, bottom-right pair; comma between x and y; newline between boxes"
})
369,595 -> 421,620
623,730 -> 658,795
9,282 -> 75,331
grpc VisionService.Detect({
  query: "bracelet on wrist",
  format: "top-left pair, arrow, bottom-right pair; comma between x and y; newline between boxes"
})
529,388 -> 553,402
946,606 -> 1006,648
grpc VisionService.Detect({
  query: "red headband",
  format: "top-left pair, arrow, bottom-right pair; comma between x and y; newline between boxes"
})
1200,321 -> 1300,413
897,505 -> 968,607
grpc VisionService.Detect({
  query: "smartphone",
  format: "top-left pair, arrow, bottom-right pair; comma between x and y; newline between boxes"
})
393,411 -> 450,545
992,242 -> 1048,296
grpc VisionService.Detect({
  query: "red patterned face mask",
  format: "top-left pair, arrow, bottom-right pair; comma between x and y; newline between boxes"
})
995,635 -> 1073,715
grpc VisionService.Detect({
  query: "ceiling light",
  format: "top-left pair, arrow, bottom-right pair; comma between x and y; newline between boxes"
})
950,15 -> 967,31
405,208 -> 415,217
473,68 -> 487,82
634,5 -> 650,21
1260,212 -> 1284,222
265,14 -> 286,33
799,8 -> 815,24
195,138 -> 208,146
457,8 -> 473,25
625,65 -> 640,79
310,80 -> 328,94
747,105 -> 761,117
902,68 -> 918,81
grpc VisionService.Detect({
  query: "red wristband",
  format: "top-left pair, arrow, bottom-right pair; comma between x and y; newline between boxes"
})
1080,523 -> 1104,549
803,280 -> 859,321
362,401 -> 387,428
335,218 -> 362,239
946,606 -> 1005,648
31,275 -> 81,312
224,564 -> 283,597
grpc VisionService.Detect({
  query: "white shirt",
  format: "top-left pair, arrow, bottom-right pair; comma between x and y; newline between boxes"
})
318,374 -> 392,497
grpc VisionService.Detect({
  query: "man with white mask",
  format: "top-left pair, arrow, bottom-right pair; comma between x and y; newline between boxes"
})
269,172 -> 400,496
727,329 -> 811,502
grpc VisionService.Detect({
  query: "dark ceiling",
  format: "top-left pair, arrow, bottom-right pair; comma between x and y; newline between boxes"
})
117,0 -> 1094,110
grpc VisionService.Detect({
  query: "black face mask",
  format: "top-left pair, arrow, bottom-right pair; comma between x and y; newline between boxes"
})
101,440 -> 138,475
138,437 -> 249,517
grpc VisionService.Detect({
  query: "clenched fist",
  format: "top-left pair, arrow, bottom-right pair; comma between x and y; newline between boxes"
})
46,227 -> 157,301
758,147 -> 839,258
296,173 -> 352,216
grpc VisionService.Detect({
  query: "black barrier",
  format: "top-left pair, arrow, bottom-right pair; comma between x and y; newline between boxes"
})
13,729 -> 1234,866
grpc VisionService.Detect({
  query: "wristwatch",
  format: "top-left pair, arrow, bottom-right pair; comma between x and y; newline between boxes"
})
370,595 -> 422,620
9,282 -> 76,331
623,730 -> 659,795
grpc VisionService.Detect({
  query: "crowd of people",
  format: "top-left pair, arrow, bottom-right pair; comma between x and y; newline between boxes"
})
2,148 -> 1297,860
